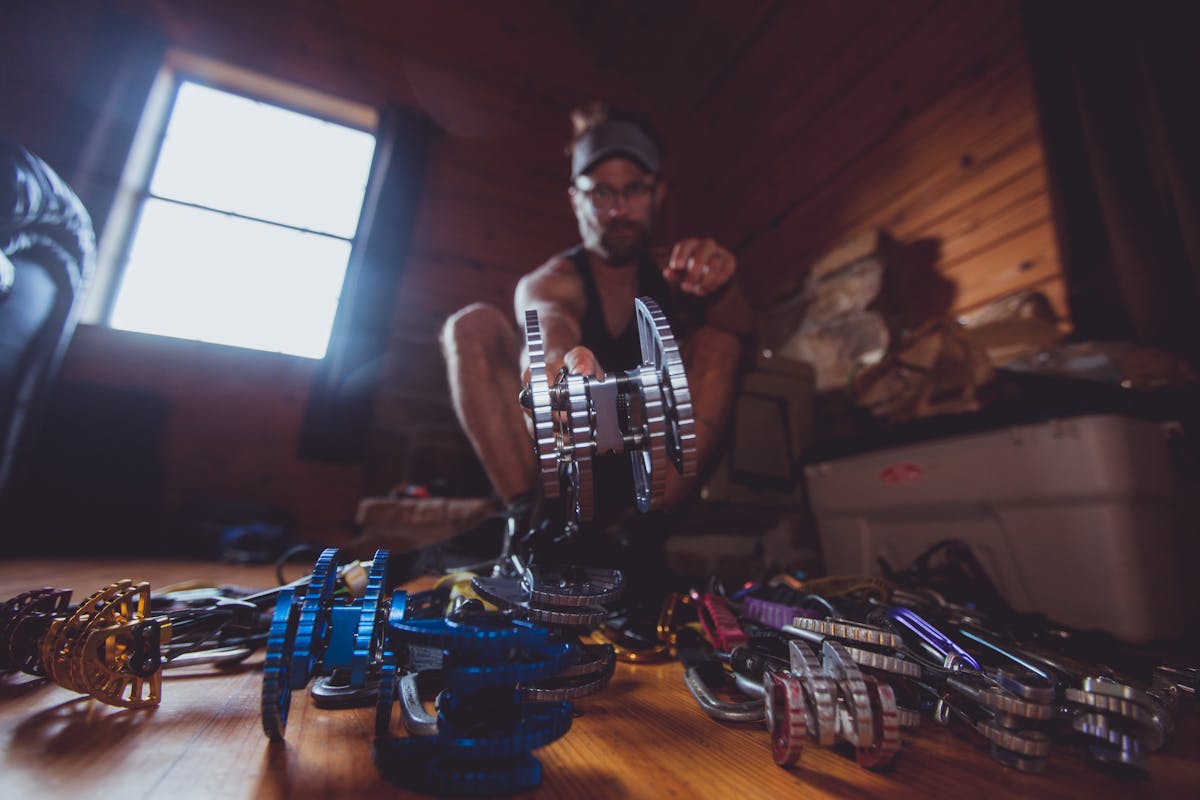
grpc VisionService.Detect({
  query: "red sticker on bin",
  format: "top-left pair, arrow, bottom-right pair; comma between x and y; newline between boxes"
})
880,463 -> 922,484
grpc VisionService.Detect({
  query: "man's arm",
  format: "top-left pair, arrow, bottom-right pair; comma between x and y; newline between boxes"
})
702,275 -> 755,339
660,238 -> 755,338
659,238 -> 752,504
660,323 -> 742,506
513,257 -> 588,378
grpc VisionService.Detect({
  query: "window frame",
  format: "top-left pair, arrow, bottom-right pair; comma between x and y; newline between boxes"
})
85,49 -> 380,359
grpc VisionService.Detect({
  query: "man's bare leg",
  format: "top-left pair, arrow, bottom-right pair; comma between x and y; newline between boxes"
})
441,303 -> 536,504
665,325 -> 742,506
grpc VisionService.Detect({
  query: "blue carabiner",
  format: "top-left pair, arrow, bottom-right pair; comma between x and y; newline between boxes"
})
887,606 -> 980,671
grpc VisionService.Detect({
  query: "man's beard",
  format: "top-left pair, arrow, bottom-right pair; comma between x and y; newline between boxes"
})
599,220 -> 651,266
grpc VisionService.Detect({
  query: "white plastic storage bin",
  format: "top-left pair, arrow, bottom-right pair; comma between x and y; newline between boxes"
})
806,414 -> 1186,642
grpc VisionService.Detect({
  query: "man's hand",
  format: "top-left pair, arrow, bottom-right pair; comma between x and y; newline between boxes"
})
519,346 -> 603,420
664,238 -> 737,297
563,346 -> 605,380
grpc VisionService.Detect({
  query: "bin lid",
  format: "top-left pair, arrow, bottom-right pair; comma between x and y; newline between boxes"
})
804,371 -> 1196,463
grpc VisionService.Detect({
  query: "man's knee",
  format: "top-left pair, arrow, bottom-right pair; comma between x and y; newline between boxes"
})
441,303 -> 513,361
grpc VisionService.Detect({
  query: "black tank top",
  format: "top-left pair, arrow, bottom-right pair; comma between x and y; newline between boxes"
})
563,245 -> 676,524
565,245 -> 675,372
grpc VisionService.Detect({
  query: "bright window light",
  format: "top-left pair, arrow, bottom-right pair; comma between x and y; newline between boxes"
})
110,80 -> 376,358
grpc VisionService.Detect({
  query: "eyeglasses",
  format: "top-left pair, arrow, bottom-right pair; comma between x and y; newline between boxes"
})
574,180 -> 656,212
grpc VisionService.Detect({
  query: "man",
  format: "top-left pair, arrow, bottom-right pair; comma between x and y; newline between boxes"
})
441,103 -> 749,534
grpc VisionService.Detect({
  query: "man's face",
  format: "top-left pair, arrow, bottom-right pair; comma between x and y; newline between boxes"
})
569,157 -> 664,266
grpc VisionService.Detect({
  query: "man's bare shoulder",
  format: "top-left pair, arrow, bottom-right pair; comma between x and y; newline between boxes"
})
522,254 -> 578,289
515,253 -> 585,314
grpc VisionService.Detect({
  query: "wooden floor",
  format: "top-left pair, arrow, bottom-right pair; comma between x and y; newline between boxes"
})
1,559 -> 1197,799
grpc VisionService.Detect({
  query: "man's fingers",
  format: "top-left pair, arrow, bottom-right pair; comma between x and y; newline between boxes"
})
564,346 -> 605,380
673,239 -> 708,295
691,241 -> 723,295
668,240 -> 699,277
666,238 -> 737,296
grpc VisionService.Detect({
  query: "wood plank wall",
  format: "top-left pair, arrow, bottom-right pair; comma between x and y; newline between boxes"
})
5,0 -> 629,540
669,0 -> 1065,326
59,327 -> 363,539
2,0 -> 1067,544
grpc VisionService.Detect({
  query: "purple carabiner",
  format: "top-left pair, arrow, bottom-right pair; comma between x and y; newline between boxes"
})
886,606 -> 980,671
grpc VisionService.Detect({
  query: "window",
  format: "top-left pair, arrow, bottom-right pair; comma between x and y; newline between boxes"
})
96,53 -> 377,359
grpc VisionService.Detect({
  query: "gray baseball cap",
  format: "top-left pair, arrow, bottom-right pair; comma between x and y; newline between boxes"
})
571,120 -> 661,180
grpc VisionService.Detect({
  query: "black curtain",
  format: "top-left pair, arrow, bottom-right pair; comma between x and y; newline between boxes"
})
0,4 -> 165,240
63,12 -> 167,238
298,105 -> 432,461
1021,1 -> 1200,370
